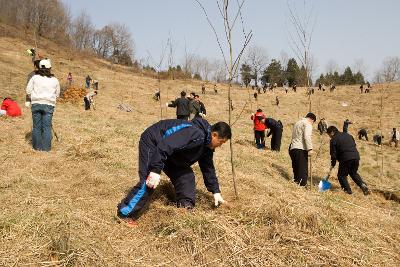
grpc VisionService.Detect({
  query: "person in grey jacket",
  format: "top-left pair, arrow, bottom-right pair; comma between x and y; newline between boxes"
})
289,112 -> 316,186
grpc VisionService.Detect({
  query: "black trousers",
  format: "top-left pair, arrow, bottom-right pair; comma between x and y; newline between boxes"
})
289,149 -> 308,186
84,97 -> 90,110
337,159 -> 365,194
117,137 -> 196,219
254,130 -> 265,148
270,129 -> 282,151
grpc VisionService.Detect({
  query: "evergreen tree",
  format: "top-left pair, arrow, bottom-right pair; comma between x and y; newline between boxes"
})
261,59 -> 284,86
240,64 -> 252,87
286,58 -> 300,86
341,66 -> 355,85
353,71 -> 365,84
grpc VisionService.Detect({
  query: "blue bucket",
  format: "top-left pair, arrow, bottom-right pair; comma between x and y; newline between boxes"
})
318,179 -> 331,192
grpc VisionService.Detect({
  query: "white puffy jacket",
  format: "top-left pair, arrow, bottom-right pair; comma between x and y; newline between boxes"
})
26,74 -> 60,106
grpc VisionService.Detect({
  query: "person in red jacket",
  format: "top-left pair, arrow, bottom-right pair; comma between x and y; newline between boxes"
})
0,98 -> 22,117
251,109 -> 266,149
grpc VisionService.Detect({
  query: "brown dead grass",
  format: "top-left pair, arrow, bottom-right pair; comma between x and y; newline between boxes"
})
0,29 -> 399,266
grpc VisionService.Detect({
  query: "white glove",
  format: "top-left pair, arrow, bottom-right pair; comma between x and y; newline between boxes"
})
165,102 -> 169,107
146,172 -> 161,189
213,193 -> 225,207
25,102 -> 31,108
251,113 -> 254,117
199,112 -> 206,118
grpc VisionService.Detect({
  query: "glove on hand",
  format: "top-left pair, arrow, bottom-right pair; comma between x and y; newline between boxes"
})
213,193 -> 225,207
25,102 -> 31,108
165,102 -> 169,107
146,172 -> 161,189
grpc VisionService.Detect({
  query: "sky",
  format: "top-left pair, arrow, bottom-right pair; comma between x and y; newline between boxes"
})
63,0 -> 400,81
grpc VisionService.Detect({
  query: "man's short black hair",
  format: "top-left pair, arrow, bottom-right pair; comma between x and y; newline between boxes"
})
257,108 -> 262,112
327,126 -> 339,135
211,122 -> 232,139
305,112 -> 316,122
181,91 -> 186,97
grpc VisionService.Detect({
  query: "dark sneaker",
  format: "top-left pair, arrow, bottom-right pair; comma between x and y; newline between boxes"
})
361,184 -> 370,195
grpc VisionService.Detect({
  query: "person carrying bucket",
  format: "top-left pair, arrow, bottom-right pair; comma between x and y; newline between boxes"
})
325,126 -> 370,195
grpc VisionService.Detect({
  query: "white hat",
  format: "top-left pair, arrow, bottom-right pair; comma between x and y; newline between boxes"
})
39,59 -> 52,69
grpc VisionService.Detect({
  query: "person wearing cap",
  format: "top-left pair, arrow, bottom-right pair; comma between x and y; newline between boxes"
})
167,91 -> 190,120
389,128 -> 399,148
117,118 -> 231,226
26,59 -> 60,151
325,126 -> 370,195
251,109 -> 266,149
289,112 -> 316,186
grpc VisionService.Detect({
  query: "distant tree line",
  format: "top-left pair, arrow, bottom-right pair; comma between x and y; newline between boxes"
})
315,67 -> 365,86
240,57 -> 310,87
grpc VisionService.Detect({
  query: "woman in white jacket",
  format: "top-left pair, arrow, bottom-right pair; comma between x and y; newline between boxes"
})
26,59 -> 60,151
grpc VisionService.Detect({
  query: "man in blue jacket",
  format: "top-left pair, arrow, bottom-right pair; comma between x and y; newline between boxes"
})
117,118 -> 231,226
326,126 -> 370,195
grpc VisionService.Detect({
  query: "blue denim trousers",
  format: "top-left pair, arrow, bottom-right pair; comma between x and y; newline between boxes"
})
31,104 -> 54,151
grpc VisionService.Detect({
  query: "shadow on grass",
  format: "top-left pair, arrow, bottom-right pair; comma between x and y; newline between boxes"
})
25,131 -> 32,145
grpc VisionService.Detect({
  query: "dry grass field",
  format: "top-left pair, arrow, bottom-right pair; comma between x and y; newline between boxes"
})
0,33 -> 399,266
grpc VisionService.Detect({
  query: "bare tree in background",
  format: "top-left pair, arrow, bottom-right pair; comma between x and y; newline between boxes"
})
200,57 -> 212,81
325,59 -> 339,74
280,50 -> 289,70
287,0 -> 316,111
195,0 -> 253,198
381,56 -> 400,82
352,58 -> 367,78
245,45 -> 269,87
70,10 -> 94,51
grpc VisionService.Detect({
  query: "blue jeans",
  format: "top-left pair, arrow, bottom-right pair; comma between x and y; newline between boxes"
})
31,104 -> 54,151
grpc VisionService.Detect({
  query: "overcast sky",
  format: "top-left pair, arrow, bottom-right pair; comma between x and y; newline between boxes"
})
63,0 -> 400,80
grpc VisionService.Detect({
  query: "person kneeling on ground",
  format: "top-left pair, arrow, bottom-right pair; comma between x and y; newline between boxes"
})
0,98 -> 22,117
117,118 -> 231,226
326,126 -> 370,195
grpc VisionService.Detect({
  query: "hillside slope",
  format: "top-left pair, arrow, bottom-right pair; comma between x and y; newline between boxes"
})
0,32 -> 399,266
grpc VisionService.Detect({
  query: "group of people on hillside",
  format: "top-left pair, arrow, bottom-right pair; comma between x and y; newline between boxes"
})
166,91 -> 206,120
8,49 -> 394,229
358,127 -> 399,147
289,113 -> 370,195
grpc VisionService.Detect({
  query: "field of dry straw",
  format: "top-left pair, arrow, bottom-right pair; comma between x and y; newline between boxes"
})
0,33 -> 399,266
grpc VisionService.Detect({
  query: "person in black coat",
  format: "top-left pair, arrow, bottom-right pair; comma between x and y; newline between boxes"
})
326,126 -> 370,195
117,118 -> 231,225
265,118 -> 283,151
358,128 -> 368,141
167,91 -> 190,120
